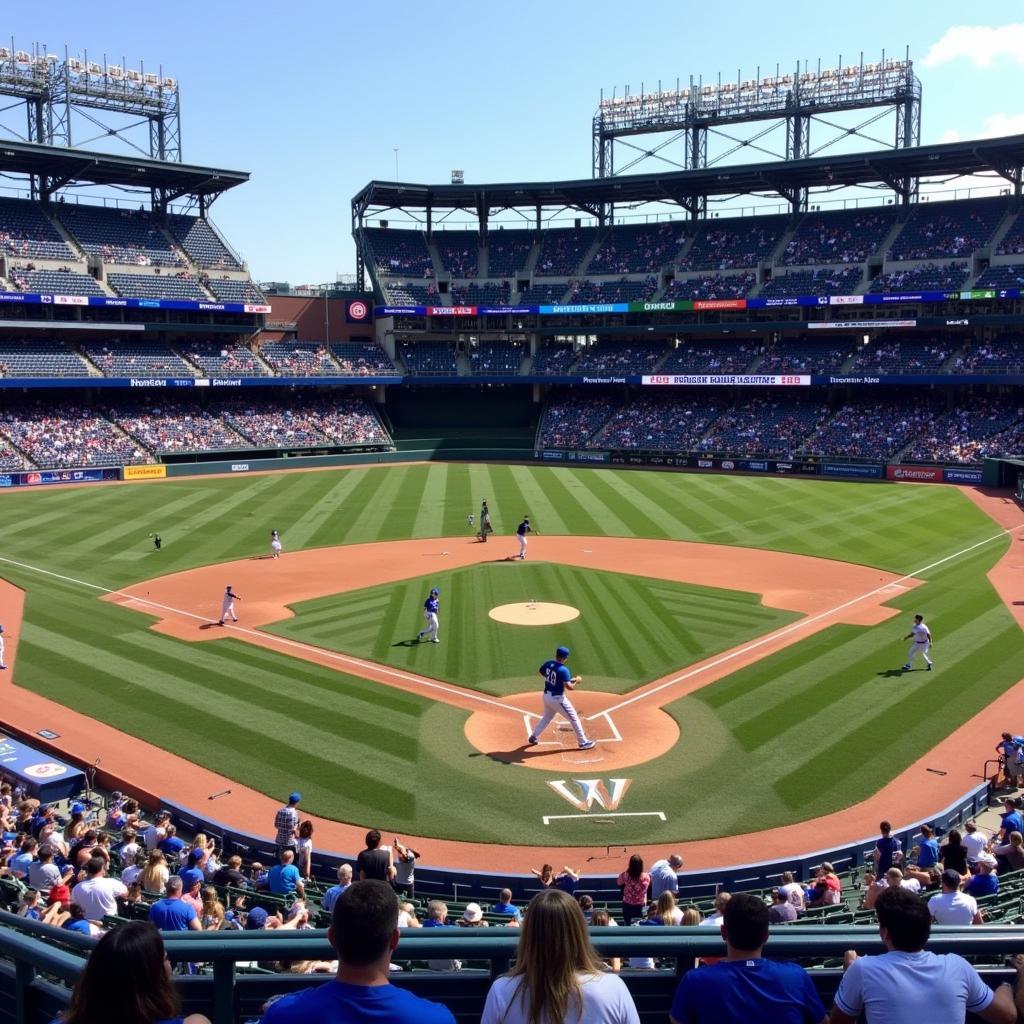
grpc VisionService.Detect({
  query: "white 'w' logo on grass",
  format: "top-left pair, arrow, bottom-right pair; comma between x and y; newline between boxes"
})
547,778 -> 632,812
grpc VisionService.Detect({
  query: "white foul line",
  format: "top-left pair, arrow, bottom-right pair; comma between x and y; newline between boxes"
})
543,811 -> 666,824
600,523 -> 1024,716
0,554 -> 522,716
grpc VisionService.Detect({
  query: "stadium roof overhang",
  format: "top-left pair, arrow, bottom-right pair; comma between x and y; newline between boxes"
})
351,134 -> 1024,219
0,139 -> 249,201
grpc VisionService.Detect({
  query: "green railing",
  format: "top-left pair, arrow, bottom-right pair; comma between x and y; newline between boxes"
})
2,913 -> 1022,1024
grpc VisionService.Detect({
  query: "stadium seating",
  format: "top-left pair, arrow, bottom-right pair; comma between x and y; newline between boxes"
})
109,402 -> 249,453
758,338 -> 856,373
80,340 -> 196,378
183,341 -> 269,377
535,228 -> 598,276
974,264 -> 1024,291
678,215 -> 787,270
782,208 -> 896,265
662,273 -> 754,300
518,282 -> 567,304
399,341 -> 458,375
0,338 -> 92,378
597,394 -> 729,449
0,197 -> 74,261
698,396 -> 830,456
538,391 -> 620,446
564,277 -> 658,302
0,440 -> 25,470
531,341 -> 576,374
761,267 -> 863,298
205,278 -> 268,304
6,266 -> 106,296
588,222 -> 686,274
657,342 -> 759,374
329,340 -> 397,375
868,262 -> 969,293
469,340 -> 524,374
362,228 -> 433,277
451,282 -> 511,307
800,397 -> 944,459
259,342 -> 339,376
385,281 -> 443,306
888,198 -> 1006,260
220,397 -> 390,449
57,205 -> 184,266
0,403 -> 152,468
166,215 -> 241,269
572,340 -> 666,373
847,336 -> 956,373
997,211 -> 1024,256
486,230 -> 535,276
955,337 -> 1024,373
434,232 -> 479,277
106,272 -> 207,301
902,400 -> 1021,464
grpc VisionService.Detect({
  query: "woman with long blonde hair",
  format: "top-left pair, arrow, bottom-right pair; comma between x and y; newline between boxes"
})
481,888 -> 639,1024
656,890 -> 683,925
140,850 -> 169,895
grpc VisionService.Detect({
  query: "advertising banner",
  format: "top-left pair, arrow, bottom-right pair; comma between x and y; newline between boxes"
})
0,291 -> 268,315
0,733 -> 85,802
943,467 -> 984,484
886,465 -> 943,483
822,462 -> 885,479
123,465 -> 167,480
642,374 -> 811,386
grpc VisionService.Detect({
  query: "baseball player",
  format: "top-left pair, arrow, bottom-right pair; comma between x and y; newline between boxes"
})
416,588 -> 440,643
270,530 -> 282,559
528,646 -> 595,750
479,499 -> 492,543
515,516 -> 533,560
153,534 -> 162,551
901,614 -> 933,671
218,586 -> 241,626
0,624 -> 7,670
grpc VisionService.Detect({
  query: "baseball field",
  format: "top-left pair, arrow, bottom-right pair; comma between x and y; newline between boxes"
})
0,462 -> 1021,850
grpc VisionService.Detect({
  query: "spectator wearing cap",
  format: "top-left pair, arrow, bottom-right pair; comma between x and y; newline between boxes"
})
180,874 -> 204,915
274,792 -> 301,857
142,810 -> 171,852
322,864 -> 353,913
268,849 -> 305,898
457,903 -> 489,928
71,855 -> 127,922
148,875 -> 201,931
964,858 -> 999,899
649,852 -> 684,899
769,888 -> 797,924
257,880 -> 455,1023
66,803 -> 88,843
179,848 -> 205,892
929,869 -> 983,925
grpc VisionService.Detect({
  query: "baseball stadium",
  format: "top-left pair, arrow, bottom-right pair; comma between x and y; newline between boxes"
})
3,14 -> 1024,1024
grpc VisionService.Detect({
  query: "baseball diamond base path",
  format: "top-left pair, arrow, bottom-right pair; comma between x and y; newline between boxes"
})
1,497 -> 1022,871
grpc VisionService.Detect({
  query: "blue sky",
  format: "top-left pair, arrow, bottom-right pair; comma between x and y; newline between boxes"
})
6,3 -> 1024,283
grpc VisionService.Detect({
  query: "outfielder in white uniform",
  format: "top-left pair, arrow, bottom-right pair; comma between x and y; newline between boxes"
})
0,624 -> 7,669
528,646 -> 595,750
515,517 -> 532,560
218,586 -> 241,626
271,530 -> 282,559
902,614 -> 933,671
416,589 -> 440,643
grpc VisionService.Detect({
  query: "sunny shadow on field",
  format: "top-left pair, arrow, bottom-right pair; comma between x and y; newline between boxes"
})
264,562 -> 799,696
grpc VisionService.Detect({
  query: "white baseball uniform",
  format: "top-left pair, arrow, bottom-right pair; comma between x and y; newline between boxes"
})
0,633 -> 6,669
220,591 -> 239,623
516,520 -> 531,559
271,531 -> 282,558
905,620 -> 932,668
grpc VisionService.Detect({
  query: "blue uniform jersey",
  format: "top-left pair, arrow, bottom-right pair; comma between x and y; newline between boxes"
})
540,659 -> 572,696
424,596 -> 439,614
517,520 -> 531,536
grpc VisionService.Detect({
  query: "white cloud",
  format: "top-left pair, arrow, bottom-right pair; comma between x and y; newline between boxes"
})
979,112 -> 1024,136
939,128 -> 962,144
922,24 -> 1024,68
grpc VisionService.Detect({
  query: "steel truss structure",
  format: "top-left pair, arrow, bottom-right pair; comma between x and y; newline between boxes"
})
592,53 -> 921,217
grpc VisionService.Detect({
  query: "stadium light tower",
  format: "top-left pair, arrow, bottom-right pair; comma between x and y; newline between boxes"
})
592,50 -> 921,215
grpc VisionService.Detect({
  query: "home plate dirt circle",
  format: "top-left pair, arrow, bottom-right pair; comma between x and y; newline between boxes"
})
489,602 -> 580,625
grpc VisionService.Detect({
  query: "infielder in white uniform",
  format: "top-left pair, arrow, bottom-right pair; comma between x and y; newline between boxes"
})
218,586 -> 241,626
270,530 -> 282,559
528,646 -> 595,750
0,624 -> 7,670
902,614 -> 933,671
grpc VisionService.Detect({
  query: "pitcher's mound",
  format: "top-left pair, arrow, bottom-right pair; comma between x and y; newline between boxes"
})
489,602 -> 580,626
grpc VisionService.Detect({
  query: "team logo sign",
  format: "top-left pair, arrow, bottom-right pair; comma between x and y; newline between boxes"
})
548,778 -> 631,812
346,300 -> 370,322
23,762 -> 68,778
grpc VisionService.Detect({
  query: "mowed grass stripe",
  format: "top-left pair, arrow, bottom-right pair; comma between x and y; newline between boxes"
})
506,465 -> 569,535
595,469 -> 694,539
273,468 -> 368,550
332,470 -> 395,544
560,469 -> 634,535
411,462 -> 448,538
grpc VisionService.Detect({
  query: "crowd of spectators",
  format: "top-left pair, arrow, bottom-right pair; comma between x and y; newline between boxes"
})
538,392 -> 621,446
848,337 -> 955,374
902,400 -> 1022,464
107,271 -> 207,302
657,341 -> 759,374
697,396 -> 830,456
679,217 -> 786,270
7,264 -> 106,296
81,341 -> 196,377
185,341 -> 268,377
434,232 -> 479,278
108,402 -> 248,453
564,277 -> 658,303
57,205 -> 185,267
588,222 -> 685,274
386,281 -> 443,306
329,340 -> 397,375
450,281 -> 511,306
258,342 -> 339,376
757,339 -> 855,373
799,397 -> 944,460
662,273 -> 754,301
975,264 -> 1024,291
598,395 -> 729,449
998,211 -> 1024,256
869,262 -> 969,293
760,267 -> 862,298
363,228 -> 434,277
955,338 -> 1024,373
531,341 -> 576,374
220,398 -> 390,449
535,228 -> 597,276
889,200 -> 1006,261
572,340 -> 666,374
486,230 -> 535,276
782,208 -> 896,265
0,197 -> 75,261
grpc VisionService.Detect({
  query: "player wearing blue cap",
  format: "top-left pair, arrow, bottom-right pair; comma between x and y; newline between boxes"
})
529,646 -> 595,750
417,588 -> 441,644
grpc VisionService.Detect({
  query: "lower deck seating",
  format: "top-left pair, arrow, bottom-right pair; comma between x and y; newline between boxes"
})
0,339 -> 92,377
80,341 -> 195,378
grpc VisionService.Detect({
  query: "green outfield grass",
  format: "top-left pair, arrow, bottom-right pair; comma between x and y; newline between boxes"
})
0,463 -> 1017,844
266,563 -> 799,695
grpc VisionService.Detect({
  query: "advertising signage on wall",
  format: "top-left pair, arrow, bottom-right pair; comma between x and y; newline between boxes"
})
0,291 -> 269,314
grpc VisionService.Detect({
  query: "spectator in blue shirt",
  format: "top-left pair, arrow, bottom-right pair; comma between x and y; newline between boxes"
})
258,880 -> 455,1024
872,821 -> 903,874
491,888 -> 521,922
999,800 -> 1024,844
62,904 -> 94,937
267,849 -> 304,898
148,876 -> 201,932
322,864 -> 353,913
157,824 -> 186,860
56,920 -> 210,1024
964,860 -> 999,899
912,825 -> 940,870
